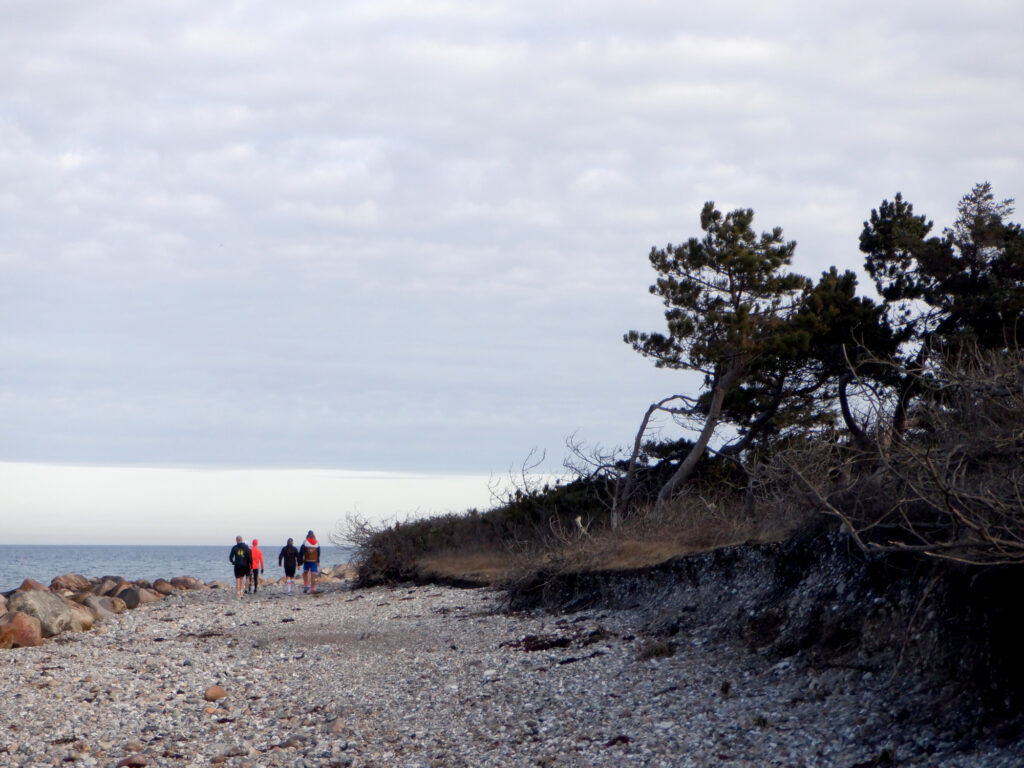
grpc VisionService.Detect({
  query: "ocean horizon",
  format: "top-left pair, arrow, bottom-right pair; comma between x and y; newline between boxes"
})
0,543 -> 355,593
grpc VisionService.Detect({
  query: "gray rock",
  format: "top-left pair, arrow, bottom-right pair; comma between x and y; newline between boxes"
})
82,594 -> 117,621
65,599 -> 95,631
7,590 -> 74,637
106,595 -> 128,613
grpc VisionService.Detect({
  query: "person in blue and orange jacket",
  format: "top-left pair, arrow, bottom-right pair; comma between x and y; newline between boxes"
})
249,538 -> 265,593
299,530 -> 320,594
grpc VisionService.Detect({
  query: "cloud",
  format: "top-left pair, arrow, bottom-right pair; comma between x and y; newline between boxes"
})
0,462 -> 498,545
0,0 -> 1022,488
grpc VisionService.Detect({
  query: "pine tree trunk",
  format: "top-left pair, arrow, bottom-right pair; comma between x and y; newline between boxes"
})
656,362 -> 742,505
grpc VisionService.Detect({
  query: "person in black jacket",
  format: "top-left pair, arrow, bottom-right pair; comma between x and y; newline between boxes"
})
229,536 -> 252,600
278,537 -> 299,594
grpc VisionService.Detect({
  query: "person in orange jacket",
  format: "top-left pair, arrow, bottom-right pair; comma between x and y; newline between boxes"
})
249,538 -> 266,593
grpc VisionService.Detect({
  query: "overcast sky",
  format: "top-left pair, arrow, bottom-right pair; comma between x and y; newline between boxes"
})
2,1 -> 1022,544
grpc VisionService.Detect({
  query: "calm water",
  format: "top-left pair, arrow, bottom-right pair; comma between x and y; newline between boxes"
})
0,544 -> 354,593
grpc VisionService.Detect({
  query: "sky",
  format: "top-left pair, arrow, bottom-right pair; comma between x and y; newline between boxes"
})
1,1 -> 1022,544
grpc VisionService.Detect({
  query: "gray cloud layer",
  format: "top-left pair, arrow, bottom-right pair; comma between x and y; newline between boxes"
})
2,1 -> 1022,472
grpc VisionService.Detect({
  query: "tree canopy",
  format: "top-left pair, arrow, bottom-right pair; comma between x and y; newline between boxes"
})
624,184 -> 1018,504
861,182 -> 1024,352
625,202 -> 809,502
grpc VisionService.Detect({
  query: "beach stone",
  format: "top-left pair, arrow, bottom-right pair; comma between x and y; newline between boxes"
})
205,685 -> 228,702
137,588 -> 163,604
106,596 -> 127,614
152,579 -> 177,595
332,564 -> 358,580
65,599 -> 95,632
116,755 -> 148,767
0,611 -> 43,648
16,578 -> 48,592
0,594 -> 6,614
7,590 -> 74,637
171,576 -> 204,591
94,578 -> 123,597
81,595 -> 117,621
50,573 -> 92,592
116,587 -> 141,610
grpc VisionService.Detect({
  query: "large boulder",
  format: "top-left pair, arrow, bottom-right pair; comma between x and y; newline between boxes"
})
137,588 -> 163,605
7,591 -> 74,637
81,595 -> 117,621
94,578 -> 124,597
152,579 -> 177,596
65,600 -> 95,632
325,563 -> 358,580
0,611 -> 43,648
50,573 -> 92,592
0,594 -> 6,614
116,587 -> 140,610
106,596 -> 127,614
16,578 -> 48,592
170,576 -> 204,591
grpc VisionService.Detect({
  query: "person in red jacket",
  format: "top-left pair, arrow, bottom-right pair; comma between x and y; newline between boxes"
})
249,539 -> 266,593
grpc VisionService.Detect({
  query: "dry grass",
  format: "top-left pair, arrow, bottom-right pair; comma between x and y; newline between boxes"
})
409,493 -> 810,585
416,551 -> 519,584
349,488 -> 811,586
515,492 -> 810,577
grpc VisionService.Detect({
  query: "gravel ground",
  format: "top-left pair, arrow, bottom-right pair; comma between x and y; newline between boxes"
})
1,580 -> 1020,767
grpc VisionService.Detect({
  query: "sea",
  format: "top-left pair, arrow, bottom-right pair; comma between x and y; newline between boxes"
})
0,544 -> 355,594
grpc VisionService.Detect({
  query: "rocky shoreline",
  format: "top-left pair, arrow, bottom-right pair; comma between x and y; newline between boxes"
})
2,564 -> 1023,767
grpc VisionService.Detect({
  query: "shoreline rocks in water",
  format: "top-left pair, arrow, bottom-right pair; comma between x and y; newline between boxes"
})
0,565 -> 1021,766
0,566 -> 353,648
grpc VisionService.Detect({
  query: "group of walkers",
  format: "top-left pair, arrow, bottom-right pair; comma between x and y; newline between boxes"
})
228,530 -> 321,599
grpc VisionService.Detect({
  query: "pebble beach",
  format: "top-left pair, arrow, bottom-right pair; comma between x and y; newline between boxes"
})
2,578 -> 1021,768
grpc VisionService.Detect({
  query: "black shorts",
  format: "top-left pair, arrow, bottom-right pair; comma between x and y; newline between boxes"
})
234,564 -> 249,579
284,565 -> 296,577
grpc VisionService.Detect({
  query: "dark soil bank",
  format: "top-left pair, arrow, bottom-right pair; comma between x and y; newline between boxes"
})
506,515 -> 1024,745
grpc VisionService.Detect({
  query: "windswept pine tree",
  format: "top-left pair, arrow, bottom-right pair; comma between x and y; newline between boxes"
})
625,202 -> 809,503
